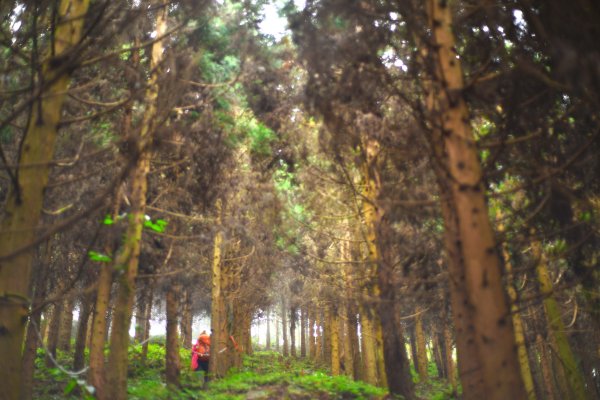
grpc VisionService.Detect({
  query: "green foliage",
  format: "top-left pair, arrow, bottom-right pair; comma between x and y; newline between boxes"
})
545,239 -> 567,256
32,347 -> 454,399
273,166 -> 295,193
245,118 -> 276,156
88,251 -> 112,263
295,372 -> 387,399
197,352 -> 386,400
416,378 -> 458,400
143,217 -> 168,233
89,119 -> 116,147
0,125 -> 13,144
128,342 -> 166,372
33,348 -> 95,399
224,113 -> 276,156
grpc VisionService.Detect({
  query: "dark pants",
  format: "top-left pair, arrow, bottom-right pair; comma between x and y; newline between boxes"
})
197,359 -> 209,374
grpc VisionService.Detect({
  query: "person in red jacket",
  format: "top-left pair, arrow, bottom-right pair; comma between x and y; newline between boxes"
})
191,330 -> 211,380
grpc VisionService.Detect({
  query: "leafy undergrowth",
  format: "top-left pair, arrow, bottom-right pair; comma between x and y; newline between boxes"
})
33,344 -> 456,399
174,351 -> 388,400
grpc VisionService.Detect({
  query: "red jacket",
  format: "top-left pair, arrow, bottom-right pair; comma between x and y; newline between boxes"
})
191,333 -> 211,370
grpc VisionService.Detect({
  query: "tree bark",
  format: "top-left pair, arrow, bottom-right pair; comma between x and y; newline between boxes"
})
415,308 -> 428,382
73,293 -> 94,371
409,326 -> 419,376
424,2 -> 527,398
300,307 -> 306,357
105,4 -> 168,398
166,283 -> 181,388
433,331 -> 446,379
134,290 -> 147,343
290,305 -> 297,357
88,259 -> 112,397
348,307 -> 361,381
210,199 -> 225,378
497,212 -> 536,400
275,309 -> 280,352
443,320 -> 458,394
141,288 -> 153,365
46,302 -> 63,367
342,310 -> 354,379
20,243 -> 50,400
21,307 -> 42,400
532,238 -> 587,400
281,297 -> 289,357
179,286 -> 192,349
359,307 -> 378,386
266,309 -> 271,350
0,1 -> 90,397
58,297 -> 74,352
315,311 -> 323,363
537,334 -> 557,400
308,307 -> 315,360
330,306 -> 341,375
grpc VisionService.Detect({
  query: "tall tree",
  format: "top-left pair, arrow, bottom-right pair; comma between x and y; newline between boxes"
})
423,1 -> 527,397
105,3 -> 169,398
0,1 -> 90,397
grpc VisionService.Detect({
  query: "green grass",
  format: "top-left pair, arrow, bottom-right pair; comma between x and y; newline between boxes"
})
32,345 -> 457,399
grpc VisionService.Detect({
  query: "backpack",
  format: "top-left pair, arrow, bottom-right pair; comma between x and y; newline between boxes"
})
196,336 -> 210,362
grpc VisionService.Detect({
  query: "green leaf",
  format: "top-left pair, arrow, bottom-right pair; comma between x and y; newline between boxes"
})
103,215 -> 114,225
88,251 -> 112,263
578,211 -> 591,222
144,218 -> 168,233
64,379 -> 77,395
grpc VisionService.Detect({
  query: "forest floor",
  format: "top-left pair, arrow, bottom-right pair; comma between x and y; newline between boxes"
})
33,345 -> 457,399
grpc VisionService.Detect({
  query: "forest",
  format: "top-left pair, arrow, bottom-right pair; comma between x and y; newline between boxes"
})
0,0 -> 599,399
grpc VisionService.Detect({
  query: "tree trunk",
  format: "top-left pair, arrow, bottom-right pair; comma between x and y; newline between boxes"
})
415,309 -> 428,382
342,310 -> 354,379
497,212 -> 536,399
266,309 -> 271,350
323,308 -> 332,366
374,317 -> 388,388
537,334 -> 557,400
308,307 -> 315,360
348,307 -> 361,381
88,261 -> 112,397
424,2 -> 527,398
433,331 -> 446,379
58,297 -> 75,352
141,288 -> 153,365
179,287 -> 192,349
359,307 -> 378,386
300,307 -> 306,357
244,310 -> 253,356
443,321 -> 458,394
105,4 -> 167,398
208,199 -> 226,377
376,215 -> 414,397
281,297 -> 289,357
532,238 -> 587,400
21,244 -> 50,400
0,1 -> 90,397
73,294 -> 94,371
46,302 -> 63,367
275,310 -> 280,352
21,308 -> 42,400
290,305 -> 297,357
330,306 -> 341,376
315,311 -> 323,363
134,290 -> 147,343
166,283 -> 181,388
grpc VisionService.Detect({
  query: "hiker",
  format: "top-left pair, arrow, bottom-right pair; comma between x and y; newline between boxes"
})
191,330 -> 211,379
